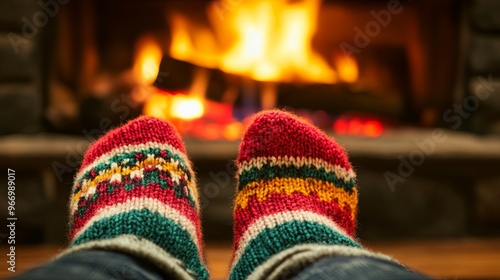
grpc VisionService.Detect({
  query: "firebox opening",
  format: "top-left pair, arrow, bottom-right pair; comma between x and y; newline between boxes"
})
41,0 -> 456,140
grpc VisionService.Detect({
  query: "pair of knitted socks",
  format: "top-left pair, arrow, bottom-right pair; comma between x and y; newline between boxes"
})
63,110 -> 392,280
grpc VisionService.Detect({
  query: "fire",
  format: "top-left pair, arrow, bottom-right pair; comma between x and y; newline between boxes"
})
143,68 -> 207,121
334,54 -> 359,83
168,0 -> 347,83
143,91 -> 204,120
133,35 -> 163,85
169,12 -> 220,69
170,96 -> 205,120
216,0 -> 336,82
143,89 -> 242,140
143,0 -> 364,140
143,91 -> 170,120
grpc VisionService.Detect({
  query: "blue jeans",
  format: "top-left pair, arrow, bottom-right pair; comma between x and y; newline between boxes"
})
12,250 -> 431,280
11,250 -> 167,280
291,256 -> 432,280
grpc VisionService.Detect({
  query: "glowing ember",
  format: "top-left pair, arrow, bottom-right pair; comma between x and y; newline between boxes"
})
333,119 -> 348,134
142,65 -> 208,126
170,95 -> 205,120
133,35 -> 163,85
143,90 -> 205,120
333,116 -> 383,137
363,120 -> 383,137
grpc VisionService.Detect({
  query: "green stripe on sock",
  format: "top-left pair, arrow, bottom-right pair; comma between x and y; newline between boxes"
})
76,146 -> 192,188
71,209 -> 208,279
230,220 -> 360,280
238,164 -> 355,191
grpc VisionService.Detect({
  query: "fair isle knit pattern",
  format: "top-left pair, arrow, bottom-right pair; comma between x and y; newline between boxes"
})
230,110 -> 362,280
65,116 -> 208,280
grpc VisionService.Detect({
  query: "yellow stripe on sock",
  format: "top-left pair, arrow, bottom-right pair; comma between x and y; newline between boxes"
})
235,177 -> 357,218
71,158 -> 195,208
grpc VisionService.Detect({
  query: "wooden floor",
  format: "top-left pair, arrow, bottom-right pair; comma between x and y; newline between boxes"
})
2,238 -> 500,279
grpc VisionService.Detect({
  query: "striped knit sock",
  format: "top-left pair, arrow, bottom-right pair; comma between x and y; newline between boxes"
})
230,110 -> 393,280
62,116 -> 209,280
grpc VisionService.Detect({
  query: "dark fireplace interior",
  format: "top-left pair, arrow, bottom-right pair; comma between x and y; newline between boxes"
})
1,0 -> 500,246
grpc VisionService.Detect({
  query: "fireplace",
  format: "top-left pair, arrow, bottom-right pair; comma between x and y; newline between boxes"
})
11,0 -> 464,137
1,0 -> 500,244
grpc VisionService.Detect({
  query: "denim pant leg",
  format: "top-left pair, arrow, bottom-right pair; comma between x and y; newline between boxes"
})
11,250 -> 168,280
291,256 -> 433,280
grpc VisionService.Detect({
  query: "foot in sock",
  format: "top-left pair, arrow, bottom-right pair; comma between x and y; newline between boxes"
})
230,110 -> 391,280
63,116 -> 209,280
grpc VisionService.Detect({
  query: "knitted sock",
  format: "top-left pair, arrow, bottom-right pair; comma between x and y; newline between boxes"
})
62,116 -> 209,280
230,110 -> 393,280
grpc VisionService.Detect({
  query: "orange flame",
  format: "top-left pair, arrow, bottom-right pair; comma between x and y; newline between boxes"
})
216,0 -> 336,82
168,0 -> 346,84
143,90 -> 170,120
169,12 -> 220,69
334,54 -> 359,83
133,35 -> 163,85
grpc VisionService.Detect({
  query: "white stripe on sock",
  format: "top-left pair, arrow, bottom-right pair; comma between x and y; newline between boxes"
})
238,156 -> 356,183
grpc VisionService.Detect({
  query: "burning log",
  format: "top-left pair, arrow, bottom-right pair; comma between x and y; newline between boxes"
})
152,54 -> 405,119
154,56 -> 229,102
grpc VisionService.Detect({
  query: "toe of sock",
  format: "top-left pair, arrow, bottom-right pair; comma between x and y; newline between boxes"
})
238,110 -> 352,170
80,116 -> 186,171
